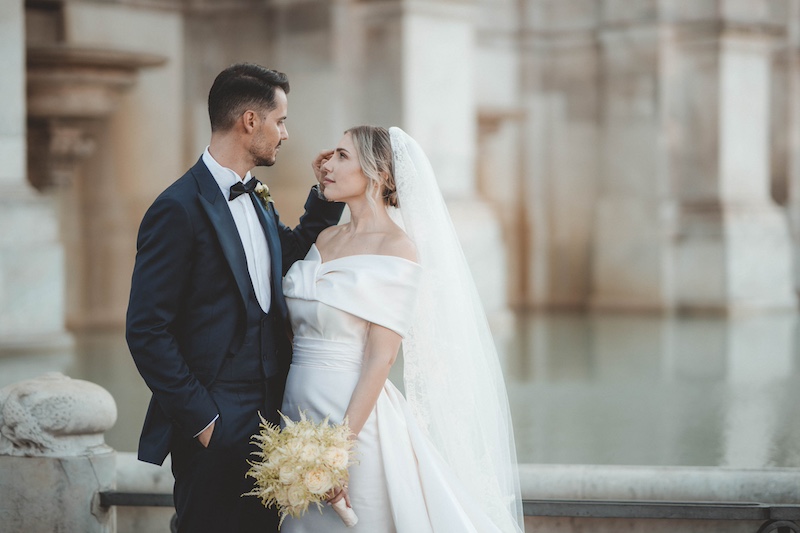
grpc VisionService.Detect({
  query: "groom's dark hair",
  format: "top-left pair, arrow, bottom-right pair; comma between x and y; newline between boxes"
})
208,63 -> 290,132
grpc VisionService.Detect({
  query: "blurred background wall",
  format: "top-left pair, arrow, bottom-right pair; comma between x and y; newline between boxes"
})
3,0 -> 800,358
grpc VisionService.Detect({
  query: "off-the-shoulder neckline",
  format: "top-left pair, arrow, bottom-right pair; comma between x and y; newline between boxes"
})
310,243 -> 421,267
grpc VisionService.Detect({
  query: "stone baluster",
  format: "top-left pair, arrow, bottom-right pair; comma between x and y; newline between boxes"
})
0,373 -> 118,532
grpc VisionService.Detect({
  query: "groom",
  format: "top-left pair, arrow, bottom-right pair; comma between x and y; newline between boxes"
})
126,63 -> 343,532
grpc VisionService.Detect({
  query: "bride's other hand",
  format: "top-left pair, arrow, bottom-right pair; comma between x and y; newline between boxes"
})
327,485 -> 351,508
312,149 -> 335,187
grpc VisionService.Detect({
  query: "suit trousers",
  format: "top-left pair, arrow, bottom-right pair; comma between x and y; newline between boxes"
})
170,375 -> 283,533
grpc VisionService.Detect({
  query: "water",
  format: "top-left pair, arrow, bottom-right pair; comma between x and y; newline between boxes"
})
2,312 -> 799,468
503,312 -> 800,467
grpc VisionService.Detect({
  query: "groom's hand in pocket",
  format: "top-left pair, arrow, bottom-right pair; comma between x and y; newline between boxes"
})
197,421 -> 215,448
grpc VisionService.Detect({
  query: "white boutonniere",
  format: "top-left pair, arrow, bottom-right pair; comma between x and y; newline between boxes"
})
254,182 -> 273,206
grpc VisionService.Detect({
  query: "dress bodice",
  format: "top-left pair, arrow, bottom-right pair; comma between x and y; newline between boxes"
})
283,244 -> 422,349
286,299 -> 369,345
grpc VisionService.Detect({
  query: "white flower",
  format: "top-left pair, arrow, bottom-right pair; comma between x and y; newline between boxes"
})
254,181 -> 273,204
279,465 -> 298,485
299,443 -> 320,463
304,468 -> 334,495
322,447 -> 350,469
287,483 -> 307,507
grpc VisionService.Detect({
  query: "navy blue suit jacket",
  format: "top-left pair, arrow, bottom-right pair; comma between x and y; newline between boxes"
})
126,158 -> 343,465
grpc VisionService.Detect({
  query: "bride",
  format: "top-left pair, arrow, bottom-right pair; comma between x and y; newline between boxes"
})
280,126 -> 524,532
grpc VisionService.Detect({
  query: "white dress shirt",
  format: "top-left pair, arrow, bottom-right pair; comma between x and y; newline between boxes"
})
202,147 -> 272,312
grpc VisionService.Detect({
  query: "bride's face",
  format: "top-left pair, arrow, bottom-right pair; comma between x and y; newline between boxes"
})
320,133 -> 369,203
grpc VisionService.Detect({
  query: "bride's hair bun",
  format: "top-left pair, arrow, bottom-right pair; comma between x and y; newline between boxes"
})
383,188 -> 399,208
345,125 -> 399,208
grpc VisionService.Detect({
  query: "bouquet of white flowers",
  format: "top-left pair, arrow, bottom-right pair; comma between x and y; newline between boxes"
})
245,411 -> 358,528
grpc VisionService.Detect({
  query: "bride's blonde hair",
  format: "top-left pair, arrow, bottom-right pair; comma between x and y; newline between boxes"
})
345,126 -> 399,208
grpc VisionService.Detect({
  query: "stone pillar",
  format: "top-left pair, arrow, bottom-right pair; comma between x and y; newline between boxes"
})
0,373 -> 118,532
784,0 -> 800,296
591,1 -> 796,312
29,2 -> 171,329
263,0 -> 345,222
591,4 -> 671,310
0,0 -> 71,356
520,1 -> 601,309
666,4 -> 795,312
475,0 -> 525,308
349,0 -> 512,325
343,0 -> 478,190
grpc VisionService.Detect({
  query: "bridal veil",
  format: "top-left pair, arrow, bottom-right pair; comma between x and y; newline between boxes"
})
389,127 -> 524,532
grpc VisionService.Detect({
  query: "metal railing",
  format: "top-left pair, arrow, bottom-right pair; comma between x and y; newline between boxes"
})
99,492 -> 800,532
99,491 -> 173,508
523,499 -> 800,533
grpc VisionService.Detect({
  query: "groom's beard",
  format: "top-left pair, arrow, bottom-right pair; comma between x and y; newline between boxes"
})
251,137 -> 279,167
254,154 -> 276,167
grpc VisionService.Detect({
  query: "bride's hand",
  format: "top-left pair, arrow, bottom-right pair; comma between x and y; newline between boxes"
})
326,484 -> 351,509
312,149 -> 334,187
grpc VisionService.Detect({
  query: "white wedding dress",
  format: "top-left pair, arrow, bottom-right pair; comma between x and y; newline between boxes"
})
280,244 -> 502,533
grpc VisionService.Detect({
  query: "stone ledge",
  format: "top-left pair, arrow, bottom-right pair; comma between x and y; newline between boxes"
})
520,463 -> 800,504
0,453 -> 115,532
521,464 -> 800,533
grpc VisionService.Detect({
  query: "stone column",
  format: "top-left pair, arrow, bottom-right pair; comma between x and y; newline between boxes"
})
477,110 -> 525,308
784,0 -> 800,295
54,1 -> 175,328
264,0 -> 346,222
591,4 -> 672,310
344,0 -> 478,190
666,3 -> 795,312
0,373 -> 118,532
350,0 -> 512,325
475,0 -> 525,309
520,1 -> 601,309
0,0 -> 71,356
591,1 -> 796,312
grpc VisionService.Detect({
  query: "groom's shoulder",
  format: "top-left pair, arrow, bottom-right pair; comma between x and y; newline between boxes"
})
155,159 -> 206,202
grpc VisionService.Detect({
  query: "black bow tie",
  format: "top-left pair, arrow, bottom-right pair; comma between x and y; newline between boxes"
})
229,179 -> 257,201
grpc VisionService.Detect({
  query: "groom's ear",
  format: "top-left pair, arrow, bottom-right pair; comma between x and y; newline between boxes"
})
240,109 -> 258,134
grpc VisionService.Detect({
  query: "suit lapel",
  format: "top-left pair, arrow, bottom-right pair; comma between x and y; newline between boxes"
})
249,193 -> 289,320
191,159 -> 252,306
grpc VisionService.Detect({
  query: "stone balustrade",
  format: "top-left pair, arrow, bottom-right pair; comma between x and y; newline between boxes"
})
3,373 -> 800,533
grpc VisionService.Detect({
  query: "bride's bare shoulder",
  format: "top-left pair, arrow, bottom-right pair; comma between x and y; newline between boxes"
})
315,224 -> 343,248
381,229 -> 417,263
